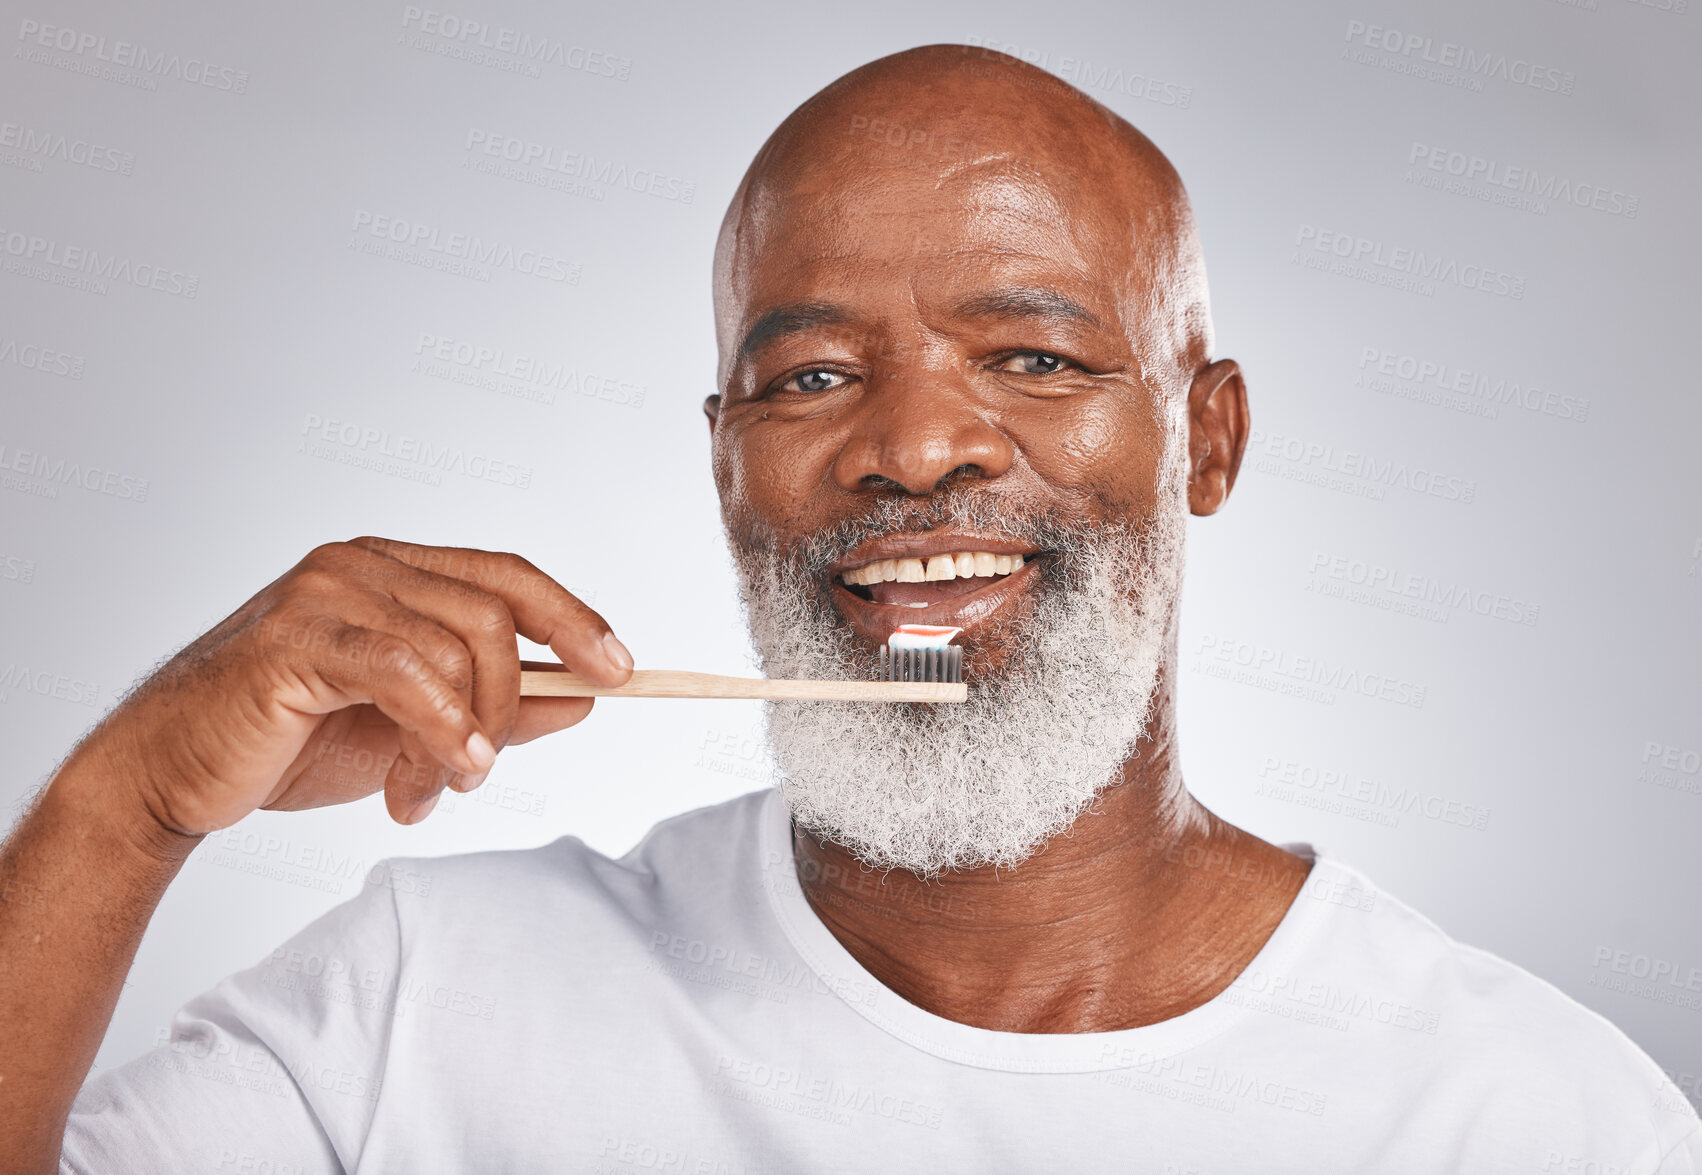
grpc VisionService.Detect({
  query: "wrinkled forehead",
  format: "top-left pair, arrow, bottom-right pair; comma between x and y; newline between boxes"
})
714,102 -> 1174,374
737,158 -> 1115,296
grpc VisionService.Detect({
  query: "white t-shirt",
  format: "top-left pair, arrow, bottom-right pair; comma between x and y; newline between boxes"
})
64,789 -> 1701,1174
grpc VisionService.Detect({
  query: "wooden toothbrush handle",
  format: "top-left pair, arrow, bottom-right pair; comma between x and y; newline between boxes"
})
518,665 -> 966,703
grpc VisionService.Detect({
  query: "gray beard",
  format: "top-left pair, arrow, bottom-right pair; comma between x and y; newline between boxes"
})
725,477 -> 1187,879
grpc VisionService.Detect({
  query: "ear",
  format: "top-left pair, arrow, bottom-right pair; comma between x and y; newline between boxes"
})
1185,359 -> 1247,517
703,394 -> 721,437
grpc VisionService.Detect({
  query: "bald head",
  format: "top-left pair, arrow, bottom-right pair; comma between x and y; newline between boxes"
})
713,44 -> 1214,393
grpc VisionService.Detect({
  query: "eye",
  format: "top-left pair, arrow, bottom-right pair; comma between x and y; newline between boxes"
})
998,352 -> 1067,375
781,369 -> 846,393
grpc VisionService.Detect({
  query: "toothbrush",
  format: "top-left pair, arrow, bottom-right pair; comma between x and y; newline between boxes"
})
518,625 -> 965,702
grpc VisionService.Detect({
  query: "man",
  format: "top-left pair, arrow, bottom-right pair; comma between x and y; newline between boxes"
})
3,44 -> 1695,1174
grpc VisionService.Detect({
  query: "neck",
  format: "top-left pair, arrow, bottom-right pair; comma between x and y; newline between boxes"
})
789,664 -> 1312,1032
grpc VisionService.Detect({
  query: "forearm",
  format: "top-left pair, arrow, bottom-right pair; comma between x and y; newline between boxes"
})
0,736 -> 201,1174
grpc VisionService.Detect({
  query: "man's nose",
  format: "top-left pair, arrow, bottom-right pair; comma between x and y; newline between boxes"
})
830,376 -> 1015,495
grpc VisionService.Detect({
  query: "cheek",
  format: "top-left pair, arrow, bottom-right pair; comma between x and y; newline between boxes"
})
714,419 -> 842,527
1009,393 -> 1165,509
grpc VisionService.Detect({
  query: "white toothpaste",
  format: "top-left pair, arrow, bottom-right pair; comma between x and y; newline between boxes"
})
886,624 -> 963,651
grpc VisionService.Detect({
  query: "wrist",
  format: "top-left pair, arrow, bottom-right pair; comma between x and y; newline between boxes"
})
45,732 -> 205,871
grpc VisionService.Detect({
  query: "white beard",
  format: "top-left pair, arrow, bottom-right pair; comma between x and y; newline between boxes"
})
726,468 -> 1188,879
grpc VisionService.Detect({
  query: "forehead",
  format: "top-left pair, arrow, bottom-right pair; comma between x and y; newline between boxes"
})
720,146 -> 1137,330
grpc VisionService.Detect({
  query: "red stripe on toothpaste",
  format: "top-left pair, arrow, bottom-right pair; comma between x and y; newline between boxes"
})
887,625 -> 963,650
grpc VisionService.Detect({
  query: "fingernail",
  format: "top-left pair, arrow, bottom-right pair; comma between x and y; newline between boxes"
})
602,631 -> 634,674
406,792 -> 440,824
465,731 -> 496,771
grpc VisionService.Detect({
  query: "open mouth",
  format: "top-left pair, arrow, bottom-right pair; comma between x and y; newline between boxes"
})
836,550 -> 1029,609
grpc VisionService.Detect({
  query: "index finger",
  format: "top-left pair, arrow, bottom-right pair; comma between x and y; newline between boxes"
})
349,537 -> 634,687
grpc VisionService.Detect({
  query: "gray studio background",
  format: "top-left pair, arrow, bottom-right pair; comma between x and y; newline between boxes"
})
3,0 -> 1698,1102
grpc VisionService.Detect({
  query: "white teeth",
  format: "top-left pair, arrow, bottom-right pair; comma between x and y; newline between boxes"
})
842,551 -> 1027,587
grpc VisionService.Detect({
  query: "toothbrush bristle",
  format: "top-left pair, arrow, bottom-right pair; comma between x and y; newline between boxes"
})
878,644 -> 963,684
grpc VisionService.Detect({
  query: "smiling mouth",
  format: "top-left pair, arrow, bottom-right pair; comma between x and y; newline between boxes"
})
836,550 -> 1029,609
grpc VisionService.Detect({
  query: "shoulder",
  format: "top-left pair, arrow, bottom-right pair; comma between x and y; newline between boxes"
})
1302,853 -> 1700,1159
370,788 -> 774,923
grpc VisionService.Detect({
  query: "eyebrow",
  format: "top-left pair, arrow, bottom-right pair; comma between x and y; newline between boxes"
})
952,286 -> 1102,328
737,302 -> 852,362
735,286 -> 1102,364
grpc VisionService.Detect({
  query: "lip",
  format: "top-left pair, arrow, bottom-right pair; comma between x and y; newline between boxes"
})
827,529 -> 1039,577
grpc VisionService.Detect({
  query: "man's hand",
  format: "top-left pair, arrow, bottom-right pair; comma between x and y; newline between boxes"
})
91,536 -> 633,834
1,536 -> 630,1172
